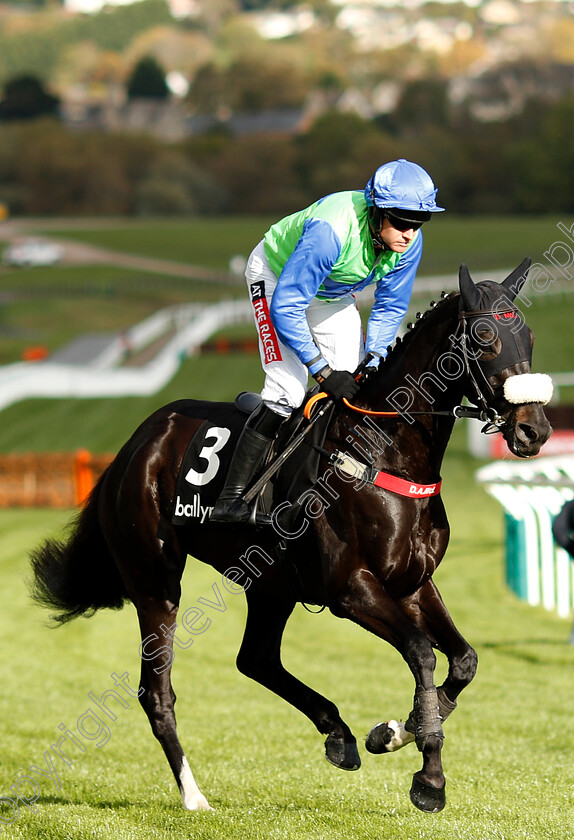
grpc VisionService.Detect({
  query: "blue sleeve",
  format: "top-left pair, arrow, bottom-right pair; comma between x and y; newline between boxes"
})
270,217 -> 341,374
366,231 -> 423,359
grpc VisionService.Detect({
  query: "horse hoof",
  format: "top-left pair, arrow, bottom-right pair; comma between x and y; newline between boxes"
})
182,793 -> 213,811
409,774 -> 446,813
365,721 -> 393,753
324,734 -> 361,771
366,720 -> 414,754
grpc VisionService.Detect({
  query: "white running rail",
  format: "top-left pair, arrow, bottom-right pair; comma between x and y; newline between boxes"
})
0,300 -> 252,411
476,456 -> 574,618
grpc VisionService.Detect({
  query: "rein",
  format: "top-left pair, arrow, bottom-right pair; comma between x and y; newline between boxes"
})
304,392 -> 499,424
304,391 -> 402,419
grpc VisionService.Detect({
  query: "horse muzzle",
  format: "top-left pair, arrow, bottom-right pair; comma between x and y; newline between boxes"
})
499,373 -> 553,458
503,403 -> 553,458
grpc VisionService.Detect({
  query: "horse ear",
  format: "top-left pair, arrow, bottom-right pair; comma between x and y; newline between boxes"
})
501,257 -> 532,299
459,263 -> 480,311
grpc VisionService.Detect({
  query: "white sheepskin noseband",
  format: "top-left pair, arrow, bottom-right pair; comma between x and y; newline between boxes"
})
503,373 -> 554,405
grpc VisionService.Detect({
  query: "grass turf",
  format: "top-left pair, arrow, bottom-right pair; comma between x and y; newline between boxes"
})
0,263 -> 243,365
0,429 -> 572,839
25,214 -> 574,275
19,216 -> 277,271
0,215 -> 572,836
0,282 -> 571,454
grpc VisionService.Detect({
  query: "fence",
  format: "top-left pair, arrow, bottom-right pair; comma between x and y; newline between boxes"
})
0,300 -> 252,412
476,455 -> 574,618
0,451 -> 114,508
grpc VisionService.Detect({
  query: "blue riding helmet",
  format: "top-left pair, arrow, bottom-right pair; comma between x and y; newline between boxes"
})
365,159 -> 445,223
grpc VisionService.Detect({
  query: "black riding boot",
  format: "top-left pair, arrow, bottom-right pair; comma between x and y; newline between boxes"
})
210,403 -> 285,525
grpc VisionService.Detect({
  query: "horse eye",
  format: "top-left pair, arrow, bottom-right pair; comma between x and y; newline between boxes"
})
476,328 -> 497,344
475,330 -> 502,361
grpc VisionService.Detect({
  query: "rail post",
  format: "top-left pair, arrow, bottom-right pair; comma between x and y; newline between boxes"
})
73,448 -> 93,506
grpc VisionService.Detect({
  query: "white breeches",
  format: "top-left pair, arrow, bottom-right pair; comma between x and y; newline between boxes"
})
245,240 -> 364,412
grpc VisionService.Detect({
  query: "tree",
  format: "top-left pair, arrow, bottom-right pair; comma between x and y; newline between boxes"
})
225,57 -> 308,111
509,96 -> 574,213
135,152 -> 228,215
391,78 -> 450,136
0,75 -> 59,121
297,112 -> 392,198
190,56 -> 309,113
126,56 -> 168,100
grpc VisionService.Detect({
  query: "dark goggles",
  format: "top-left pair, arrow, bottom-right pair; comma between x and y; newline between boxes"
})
385,213 -> 425,232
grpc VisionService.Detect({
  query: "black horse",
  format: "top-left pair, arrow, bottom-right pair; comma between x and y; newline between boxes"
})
30,261 -> 552,814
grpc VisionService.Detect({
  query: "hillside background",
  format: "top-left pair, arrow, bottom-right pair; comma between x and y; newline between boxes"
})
0,0 -> 573,216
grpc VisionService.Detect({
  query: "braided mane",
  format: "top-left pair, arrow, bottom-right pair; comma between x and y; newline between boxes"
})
380,290 -> 458,367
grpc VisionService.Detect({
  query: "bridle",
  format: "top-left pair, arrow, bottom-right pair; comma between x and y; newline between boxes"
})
305,305 -> 517,434
449,305 -> 520,432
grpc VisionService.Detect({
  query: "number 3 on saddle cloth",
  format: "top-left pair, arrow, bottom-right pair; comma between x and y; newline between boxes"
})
172,392 -> 335,527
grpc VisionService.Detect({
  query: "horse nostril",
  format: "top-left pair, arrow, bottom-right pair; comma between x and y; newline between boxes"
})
518,423 -> 539,443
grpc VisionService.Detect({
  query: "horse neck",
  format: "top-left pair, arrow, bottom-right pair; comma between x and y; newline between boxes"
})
348,297 -> 465,479
372,296 -> 465,416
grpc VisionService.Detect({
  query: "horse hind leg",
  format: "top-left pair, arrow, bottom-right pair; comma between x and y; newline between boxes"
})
137,597 -> 212,811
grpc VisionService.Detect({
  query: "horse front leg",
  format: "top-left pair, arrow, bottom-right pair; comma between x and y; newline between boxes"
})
333,569 -> 446,813
366,579 -> 477,760
237,590 -> 361,771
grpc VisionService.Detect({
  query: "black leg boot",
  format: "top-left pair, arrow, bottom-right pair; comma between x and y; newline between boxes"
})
210,403 -> 285,525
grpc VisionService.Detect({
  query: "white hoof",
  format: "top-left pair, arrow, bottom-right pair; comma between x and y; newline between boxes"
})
182,791 -> 213,811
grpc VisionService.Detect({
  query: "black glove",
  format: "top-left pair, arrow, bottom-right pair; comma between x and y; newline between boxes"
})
315,368 -> 359,401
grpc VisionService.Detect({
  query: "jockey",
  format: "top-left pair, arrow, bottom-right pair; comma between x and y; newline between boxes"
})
211,158 -> 445,525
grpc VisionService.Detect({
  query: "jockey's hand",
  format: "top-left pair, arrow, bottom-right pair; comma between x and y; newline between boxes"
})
315,367 -> 359,401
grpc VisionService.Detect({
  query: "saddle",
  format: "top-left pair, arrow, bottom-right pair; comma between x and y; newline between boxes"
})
172,391 -> 335,527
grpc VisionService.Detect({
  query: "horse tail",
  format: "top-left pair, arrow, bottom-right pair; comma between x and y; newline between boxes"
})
29,472 -> 128,625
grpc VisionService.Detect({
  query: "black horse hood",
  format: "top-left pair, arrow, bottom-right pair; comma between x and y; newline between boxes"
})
458,260 -> 533,378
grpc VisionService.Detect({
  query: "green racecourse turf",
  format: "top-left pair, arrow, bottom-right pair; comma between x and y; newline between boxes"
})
1,214 -> 573,368
0,264 -> 242,366
0,432 -> 572,840
22,216 -> 278,271
21,213 -> 574,274
0,216 -> 573,837
0,284 -> 571,453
